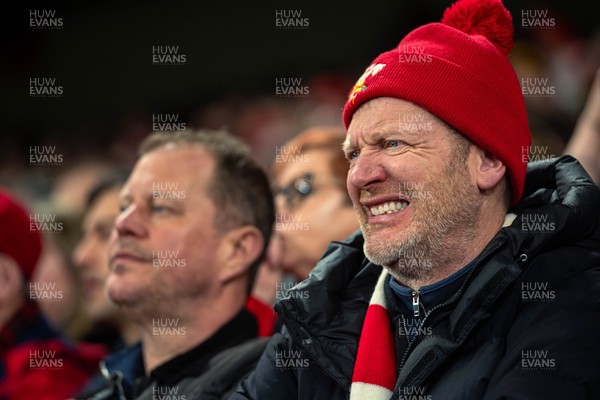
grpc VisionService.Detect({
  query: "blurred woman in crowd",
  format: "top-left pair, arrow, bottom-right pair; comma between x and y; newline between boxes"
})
270,126 -> 359,281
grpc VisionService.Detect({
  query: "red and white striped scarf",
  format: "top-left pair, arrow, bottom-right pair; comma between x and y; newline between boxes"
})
350,269 -> 396,399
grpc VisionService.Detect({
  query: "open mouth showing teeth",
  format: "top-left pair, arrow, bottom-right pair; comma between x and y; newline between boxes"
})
369,200 -> 409,216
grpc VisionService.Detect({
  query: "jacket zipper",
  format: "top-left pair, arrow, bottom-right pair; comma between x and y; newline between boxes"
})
396,240 -> 506,375
412,290 -> 420,317
398,290 -> 425,372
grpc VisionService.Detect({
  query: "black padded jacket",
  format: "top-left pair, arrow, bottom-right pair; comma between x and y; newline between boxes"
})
232,156 -> 600,400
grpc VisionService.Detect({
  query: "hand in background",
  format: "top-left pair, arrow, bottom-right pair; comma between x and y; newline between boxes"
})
565,68 -> 600,184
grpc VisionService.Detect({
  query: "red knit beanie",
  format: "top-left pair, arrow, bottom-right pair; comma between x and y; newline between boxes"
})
342,0 -> 531,205
0,189 -> 43,282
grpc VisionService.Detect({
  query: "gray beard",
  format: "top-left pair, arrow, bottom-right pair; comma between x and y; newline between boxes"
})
363,225 -> 438,284
361,167 -> 481,285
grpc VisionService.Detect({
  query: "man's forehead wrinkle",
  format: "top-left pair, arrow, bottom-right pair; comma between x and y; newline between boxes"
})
360,124 -> 397,147
346,107 -> 400,151
362,130 -> 381,146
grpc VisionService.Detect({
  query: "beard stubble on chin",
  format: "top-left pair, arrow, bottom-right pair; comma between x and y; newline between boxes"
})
361,152 -> 482,285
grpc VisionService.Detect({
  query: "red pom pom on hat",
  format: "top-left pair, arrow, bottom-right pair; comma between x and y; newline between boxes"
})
441,0 -> 514,56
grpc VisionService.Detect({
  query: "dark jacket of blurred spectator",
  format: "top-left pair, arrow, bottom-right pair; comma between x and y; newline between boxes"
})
76,311 -> 266,400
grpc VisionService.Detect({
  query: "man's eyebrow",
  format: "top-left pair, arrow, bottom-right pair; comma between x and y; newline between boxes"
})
368,130 -> 392,143
342,139 -> 354,153
343,128 -> 406,152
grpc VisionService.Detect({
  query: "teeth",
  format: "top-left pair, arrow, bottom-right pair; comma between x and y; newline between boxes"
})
369,201 -> 408,216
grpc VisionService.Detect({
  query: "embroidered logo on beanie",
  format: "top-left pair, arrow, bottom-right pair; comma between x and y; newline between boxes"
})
348,63 -> 386,104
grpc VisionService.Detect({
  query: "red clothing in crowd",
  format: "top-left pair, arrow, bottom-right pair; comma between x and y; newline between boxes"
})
0,303 -> 106,400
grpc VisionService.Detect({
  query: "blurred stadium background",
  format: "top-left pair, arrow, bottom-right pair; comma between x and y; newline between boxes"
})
2,0 -> 599,205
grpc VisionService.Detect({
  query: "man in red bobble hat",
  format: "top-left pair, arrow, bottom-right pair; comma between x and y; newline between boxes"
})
231,0 -> 600,399
0,189 -> 106,400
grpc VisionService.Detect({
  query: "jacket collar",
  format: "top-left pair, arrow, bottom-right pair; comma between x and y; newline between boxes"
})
98,308 -> 258,398
504,155 -> 600,259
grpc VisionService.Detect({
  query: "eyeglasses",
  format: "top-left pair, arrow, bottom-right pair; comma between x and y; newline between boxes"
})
274,173 -> 343,210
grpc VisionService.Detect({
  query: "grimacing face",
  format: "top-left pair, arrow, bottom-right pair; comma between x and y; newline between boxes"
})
73,187 -> 121,321
107,146 -> 226,316
344,97 -> 481,284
